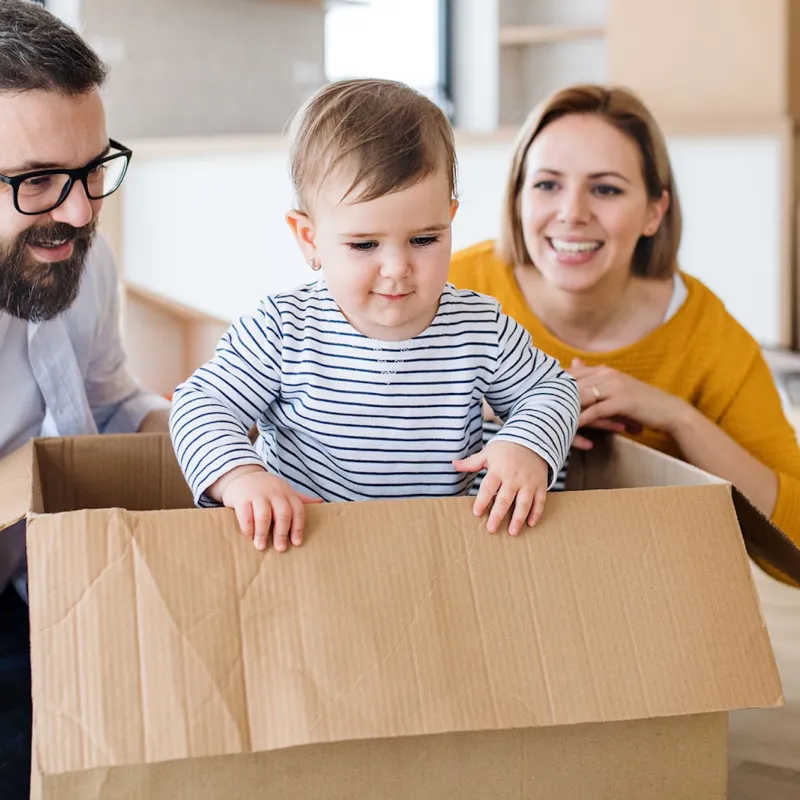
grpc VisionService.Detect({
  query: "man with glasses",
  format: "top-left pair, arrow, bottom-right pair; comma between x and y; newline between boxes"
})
0,3 -> 170,796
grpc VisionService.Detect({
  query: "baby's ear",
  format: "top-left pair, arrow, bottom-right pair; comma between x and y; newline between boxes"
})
450,198 -> 459,221
286,209 -> 317,259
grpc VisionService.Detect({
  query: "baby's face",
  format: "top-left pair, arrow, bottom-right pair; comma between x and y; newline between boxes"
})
307,168 -> 457,341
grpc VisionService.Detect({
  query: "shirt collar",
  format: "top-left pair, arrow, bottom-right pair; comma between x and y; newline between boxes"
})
0,313 -> 13,348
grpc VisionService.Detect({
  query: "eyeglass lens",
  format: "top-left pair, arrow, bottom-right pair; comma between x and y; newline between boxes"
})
15,153 -> 128,213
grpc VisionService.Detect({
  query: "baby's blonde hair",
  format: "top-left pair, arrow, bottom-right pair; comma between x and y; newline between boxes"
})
288,78 -> 457,213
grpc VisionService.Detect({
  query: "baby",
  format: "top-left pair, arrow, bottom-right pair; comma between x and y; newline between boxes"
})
170,78 -> 580,551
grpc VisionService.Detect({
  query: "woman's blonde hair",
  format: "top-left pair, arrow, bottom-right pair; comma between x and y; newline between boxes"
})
498,84 -> 682,279
288,78 -> 457,213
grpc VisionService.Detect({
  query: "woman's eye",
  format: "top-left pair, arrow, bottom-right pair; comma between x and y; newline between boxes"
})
593,184 -> 623,197
348,241 -> 377,251
532,180 -> 557,192
411,235 -> 439,247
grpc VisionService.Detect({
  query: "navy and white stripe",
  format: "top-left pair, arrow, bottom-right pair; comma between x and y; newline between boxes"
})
469,274 -> 691,494
170,282 -> 580,506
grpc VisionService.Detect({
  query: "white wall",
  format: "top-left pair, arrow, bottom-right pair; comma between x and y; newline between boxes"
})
45,0 -> 82,29
121,134 -> 786,346
122,145 -> 306,322
79,0 -> 325,138
451,0 -> 500,131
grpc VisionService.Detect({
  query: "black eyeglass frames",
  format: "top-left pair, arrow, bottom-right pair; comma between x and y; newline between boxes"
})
0,138 -> 132,215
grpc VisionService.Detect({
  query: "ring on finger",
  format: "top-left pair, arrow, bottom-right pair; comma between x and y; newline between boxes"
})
590,385 -> 602,402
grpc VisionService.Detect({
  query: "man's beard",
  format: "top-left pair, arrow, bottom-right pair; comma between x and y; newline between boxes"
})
0,219 -> 98,322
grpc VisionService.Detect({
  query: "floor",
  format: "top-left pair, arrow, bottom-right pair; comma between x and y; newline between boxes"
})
728,565 -> 800,798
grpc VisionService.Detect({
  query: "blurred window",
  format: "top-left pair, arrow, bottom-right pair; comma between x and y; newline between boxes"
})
325,0 -> 452,116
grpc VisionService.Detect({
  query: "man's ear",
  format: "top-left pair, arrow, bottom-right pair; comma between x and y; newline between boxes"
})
286,209 -> 317,262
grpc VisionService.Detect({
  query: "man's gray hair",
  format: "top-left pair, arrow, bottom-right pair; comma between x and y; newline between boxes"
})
0,0 -> 106,94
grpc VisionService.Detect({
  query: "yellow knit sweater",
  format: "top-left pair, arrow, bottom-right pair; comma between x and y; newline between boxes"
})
450,240 -> 800,585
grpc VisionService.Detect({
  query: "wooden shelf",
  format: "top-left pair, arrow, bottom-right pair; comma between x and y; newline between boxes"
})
499,25 -> 605,47
124,282 -> 229,325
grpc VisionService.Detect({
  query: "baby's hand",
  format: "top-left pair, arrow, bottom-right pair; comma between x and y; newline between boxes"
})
209,465 -> 322,551
453,441 -> 549,535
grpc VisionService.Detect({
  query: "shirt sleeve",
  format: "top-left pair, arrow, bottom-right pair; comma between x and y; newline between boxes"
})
170,297 -> 284,505
83,237 -> 171,434
485,310 -> 580,487
717,350 -> 800,586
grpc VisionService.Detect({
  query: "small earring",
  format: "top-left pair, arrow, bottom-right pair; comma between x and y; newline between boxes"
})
309,257 -> 321,271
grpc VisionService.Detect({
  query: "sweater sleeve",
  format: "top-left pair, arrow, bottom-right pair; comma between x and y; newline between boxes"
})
717,350 -> 800,585
485,310 -> 580,487
170,298 -> 284,505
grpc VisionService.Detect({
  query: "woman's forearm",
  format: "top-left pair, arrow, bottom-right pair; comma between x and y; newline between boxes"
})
669,403 -> 779,518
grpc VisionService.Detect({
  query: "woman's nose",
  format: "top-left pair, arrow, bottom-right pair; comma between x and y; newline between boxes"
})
557,189 -> 590,225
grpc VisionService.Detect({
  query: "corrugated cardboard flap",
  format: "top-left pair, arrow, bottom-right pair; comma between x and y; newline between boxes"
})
569,435 -> 800,584
32,433 -> 193,513
28,486 -> 782,777
731,487 -> 800,584
0,440 -> 37,531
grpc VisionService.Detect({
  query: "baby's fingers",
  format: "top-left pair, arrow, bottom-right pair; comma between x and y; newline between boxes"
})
235,503 -> 255,541
252,499 -> 273,551
289,495 -> 306,548
486,487 -> 515,534
472,471 -> 501,519
508,489 -> 533,536
297,493 -> 324,504
526,488 -> 547,528
270,498 -> 293,553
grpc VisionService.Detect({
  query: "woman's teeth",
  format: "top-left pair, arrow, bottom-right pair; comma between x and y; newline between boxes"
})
550,238 -> 602,253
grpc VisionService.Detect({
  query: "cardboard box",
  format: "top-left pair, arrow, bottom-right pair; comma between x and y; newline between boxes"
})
1,433 -> 799,800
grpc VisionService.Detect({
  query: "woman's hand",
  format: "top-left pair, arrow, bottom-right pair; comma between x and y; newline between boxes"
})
568,358 -> 690,449
568,361 -> 779,522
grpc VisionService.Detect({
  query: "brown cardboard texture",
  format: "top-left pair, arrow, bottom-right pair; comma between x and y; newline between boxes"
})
0,440 -> 40,531
0,433 -> 791,799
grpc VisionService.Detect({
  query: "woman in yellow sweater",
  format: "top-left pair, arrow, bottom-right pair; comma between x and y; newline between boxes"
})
449,85 -> 800,585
